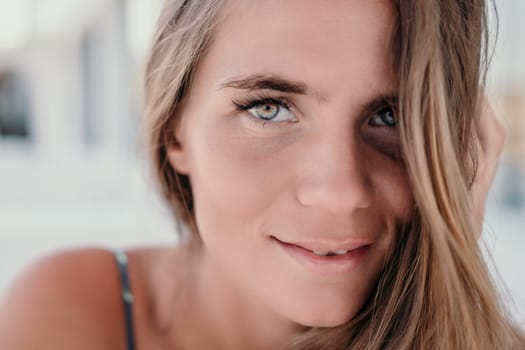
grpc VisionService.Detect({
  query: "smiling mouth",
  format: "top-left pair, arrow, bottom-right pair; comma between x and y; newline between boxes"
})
270,235 -> 371,256
270,235 -> 372,274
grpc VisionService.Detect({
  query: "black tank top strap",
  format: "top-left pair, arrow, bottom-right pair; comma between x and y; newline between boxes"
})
113,250 -> 136,350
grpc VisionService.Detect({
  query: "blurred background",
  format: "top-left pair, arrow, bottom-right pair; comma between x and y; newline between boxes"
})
0,0 -> 523,325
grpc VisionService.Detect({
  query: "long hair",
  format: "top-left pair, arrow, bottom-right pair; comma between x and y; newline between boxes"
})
143,0 -> 525,348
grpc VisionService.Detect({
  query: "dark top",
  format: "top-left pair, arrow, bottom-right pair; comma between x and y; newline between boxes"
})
113,250 -> 136,350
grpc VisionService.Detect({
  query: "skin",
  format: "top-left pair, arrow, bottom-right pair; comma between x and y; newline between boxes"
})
166,0 -> 411,347
0,1 -> 505,350
472,99 -> 506,237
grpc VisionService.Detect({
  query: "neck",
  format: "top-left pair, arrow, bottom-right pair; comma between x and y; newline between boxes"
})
171,243 -> 307,350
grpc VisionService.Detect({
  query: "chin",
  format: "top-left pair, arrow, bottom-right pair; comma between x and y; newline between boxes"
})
308,314 -> 354,329
295,304 -> 360,328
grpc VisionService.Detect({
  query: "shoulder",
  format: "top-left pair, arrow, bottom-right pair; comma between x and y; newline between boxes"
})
0,248 -> 126,350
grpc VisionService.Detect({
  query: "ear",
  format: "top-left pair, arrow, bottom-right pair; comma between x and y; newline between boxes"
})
165,118 -> 191,176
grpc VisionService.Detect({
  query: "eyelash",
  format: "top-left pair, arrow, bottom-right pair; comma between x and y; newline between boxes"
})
369,105 -> 398,130
233,95 -> 292,112
232,95 -> 397,131
232,94 -> 295,128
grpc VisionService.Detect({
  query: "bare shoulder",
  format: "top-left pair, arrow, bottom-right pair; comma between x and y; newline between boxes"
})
0,248 -> 126,350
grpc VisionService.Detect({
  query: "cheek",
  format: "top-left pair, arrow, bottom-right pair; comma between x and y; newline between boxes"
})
188,113 -> 300,207
185,121 -> 290,248
366,148 -> 414,220
384,167 -> 414,219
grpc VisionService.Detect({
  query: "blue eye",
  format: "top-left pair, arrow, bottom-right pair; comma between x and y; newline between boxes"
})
369,106 -> 396,127
233,98 -> 297,123
251,102 -> 281,121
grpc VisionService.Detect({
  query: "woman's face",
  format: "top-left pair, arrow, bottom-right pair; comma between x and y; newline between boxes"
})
168,0 -> 413,327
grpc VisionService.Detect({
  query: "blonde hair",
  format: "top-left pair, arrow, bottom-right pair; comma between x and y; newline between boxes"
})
143,0 -> 525,348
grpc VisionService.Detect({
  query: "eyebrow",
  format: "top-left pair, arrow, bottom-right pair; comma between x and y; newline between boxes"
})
219,73 -> 398,111
359,93 -> 398,117
219,74 -> 308,95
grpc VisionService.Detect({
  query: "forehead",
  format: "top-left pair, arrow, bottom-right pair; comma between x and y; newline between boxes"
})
198,0 -> 397,101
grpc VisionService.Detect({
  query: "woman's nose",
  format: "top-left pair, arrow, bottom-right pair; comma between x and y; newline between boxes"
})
294,133 -> 373,215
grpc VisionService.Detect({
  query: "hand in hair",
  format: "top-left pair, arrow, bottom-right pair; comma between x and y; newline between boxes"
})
472,96 -> 506,239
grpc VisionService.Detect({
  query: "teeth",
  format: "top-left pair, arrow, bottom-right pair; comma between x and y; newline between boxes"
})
313,250 -> 349,256
313,251 -> 329,256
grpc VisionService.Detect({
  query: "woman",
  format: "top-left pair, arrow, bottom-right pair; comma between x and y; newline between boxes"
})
0,0 -> 523,349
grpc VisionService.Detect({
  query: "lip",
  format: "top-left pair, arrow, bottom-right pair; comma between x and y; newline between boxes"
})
274,236 -> 374,253
271,236 -> 373,275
